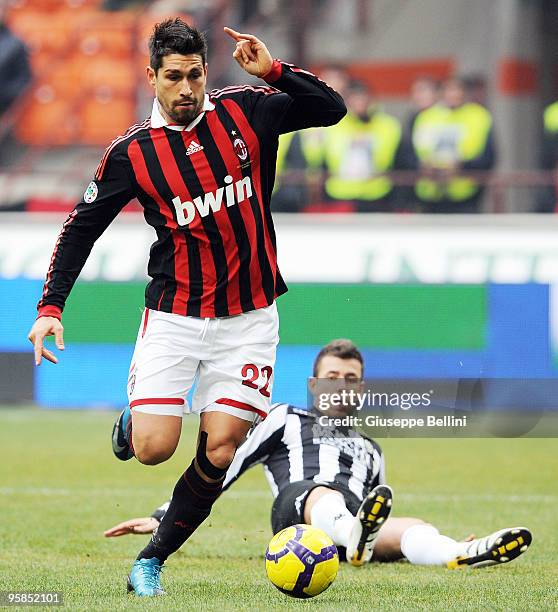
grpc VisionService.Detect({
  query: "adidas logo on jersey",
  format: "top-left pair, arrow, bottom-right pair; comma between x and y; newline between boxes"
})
185,140 -> 204,156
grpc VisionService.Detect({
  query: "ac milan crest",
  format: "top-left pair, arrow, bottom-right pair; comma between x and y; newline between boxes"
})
233,138 -> 248,162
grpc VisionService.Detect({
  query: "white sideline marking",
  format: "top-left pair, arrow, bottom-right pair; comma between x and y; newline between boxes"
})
399,493 -> 557,503
0,487 -> 72,496
0,487 -> 554,503
0,487 -> 271,498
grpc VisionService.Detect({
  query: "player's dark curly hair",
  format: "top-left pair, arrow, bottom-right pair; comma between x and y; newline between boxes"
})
313,339 -> 364,377
149,18 -> 207,73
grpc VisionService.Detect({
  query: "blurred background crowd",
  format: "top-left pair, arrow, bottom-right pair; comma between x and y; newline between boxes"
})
1,0 -> 558,213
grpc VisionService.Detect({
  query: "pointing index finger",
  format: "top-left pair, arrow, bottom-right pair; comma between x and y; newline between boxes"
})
223,26 -> 258,42
223,26 -> 240,40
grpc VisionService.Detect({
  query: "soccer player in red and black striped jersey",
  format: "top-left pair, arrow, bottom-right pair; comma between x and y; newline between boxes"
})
27,18 -> 346,596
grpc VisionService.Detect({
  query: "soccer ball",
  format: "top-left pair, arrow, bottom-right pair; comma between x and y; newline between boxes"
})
265,524 -> 339,598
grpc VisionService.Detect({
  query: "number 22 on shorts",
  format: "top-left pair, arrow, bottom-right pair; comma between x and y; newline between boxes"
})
241,364 -> 273,397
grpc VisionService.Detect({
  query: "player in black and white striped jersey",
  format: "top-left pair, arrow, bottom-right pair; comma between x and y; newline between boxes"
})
105,340 -> 532,569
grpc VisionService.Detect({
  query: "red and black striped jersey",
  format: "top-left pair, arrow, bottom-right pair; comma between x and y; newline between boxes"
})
37,60 -> 346,320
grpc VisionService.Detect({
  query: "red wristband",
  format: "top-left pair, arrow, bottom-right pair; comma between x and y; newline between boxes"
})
262,59 -> 282,83
37,305 -> 62,321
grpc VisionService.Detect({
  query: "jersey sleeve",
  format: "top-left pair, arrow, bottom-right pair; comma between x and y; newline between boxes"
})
245,60 -> 346,135
36,149 -> 134,319
222,403 -> 287,491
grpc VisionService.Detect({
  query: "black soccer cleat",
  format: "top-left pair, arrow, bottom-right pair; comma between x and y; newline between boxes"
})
112,406 -> 134,461
347,484 -> 393,566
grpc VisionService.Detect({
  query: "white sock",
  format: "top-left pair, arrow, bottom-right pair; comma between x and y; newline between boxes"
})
400,524 -> 466,565
309,492 -> 355,548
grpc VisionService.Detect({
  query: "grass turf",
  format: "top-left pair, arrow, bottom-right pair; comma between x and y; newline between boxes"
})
0,407 -> 557,610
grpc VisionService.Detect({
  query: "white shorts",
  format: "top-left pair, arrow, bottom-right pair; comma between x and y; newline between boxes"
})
127,303 -> 279,422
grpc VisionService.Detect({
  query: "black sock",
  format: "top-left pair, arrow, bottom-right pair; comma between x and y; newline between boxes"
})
137,461 -> 224,562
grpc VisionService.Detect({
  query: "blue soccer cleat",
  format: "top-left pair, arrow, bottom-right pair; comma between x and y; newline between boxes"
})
112,406 -> 134,461
127,557 -> 165,596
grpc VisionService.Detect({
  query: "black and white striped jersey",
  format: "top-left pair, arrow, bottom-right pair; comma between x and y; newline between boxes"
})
225,403 -> 384,499
151,403 -> 385,520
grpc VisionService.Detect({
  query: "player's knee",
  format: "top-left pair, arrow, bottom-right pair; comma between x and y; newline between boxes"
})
133,435 -> 176,465
373,517 -> 428,562
304,486 -> 343,524
307,486 -> 343,505
204,439 -> 236,470
400,517 -> 428,529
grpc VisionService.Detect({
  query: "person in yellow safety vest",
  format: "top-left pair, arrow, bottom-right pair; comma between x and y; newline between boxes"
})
271,128 -> 326,212
271,65 -> 350,213
537,101 -> 558,212
320,80 -> 413,212
405,76 -> 440,136
412,76 -> 496,213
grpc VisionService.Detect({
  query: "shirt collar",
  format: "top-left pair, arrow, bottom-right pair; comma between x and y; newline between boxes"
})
150,94 -> 215,131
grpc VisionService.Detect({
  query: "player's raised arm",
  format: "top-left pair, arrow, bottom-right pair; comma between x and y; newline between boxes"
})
223,27 -> 273,78
223,26 -> 346,134
28,150 -> 134,364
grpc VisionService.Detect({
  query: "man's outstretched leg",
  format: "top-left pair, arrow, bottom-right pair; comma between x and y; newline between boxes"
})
374,517 -> 532,568
128,411 -> 252,596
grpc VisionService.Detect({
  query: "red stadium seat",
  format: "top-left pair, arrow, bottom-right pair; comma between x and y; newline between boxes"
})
74,11 -> 135,59
45,54 -> 136,97
79,96 -> 136,146
84,56 -> 136,95
7,11 -> 77,56
16,85 -> 80,146
8,0 -> 101,11
8,8 -> 154,145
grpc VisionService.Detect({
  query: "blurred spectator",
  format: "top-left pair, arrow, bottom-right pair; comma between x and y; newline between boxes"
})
239,0 -> 262,23
271,130 -> 324,212
463,73 -> 488,107
406,76 -> 439,133
272,65 -> 349,212
537,101 -> 558,212
103,0 -> 149,9
0,2 -> 32,168
318,64 -> 350,99
319,80 -> 408,212
411,76 -> 496,213
0,3 -> 31,117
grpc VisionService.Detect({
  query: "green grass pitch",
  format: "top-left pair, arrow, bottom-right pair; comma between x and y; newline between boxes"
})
1,407 -> 557,611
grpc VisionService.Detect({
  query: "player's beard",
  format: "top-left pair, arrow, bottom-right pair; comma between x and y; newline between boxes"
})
166,96 -> 204,125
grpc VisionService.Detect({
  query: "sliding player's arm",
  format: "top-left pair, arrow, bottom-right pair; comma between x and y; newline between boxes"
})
104,404 -> 289,536
224,26 -> 346,134
28,150 -> 134,365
